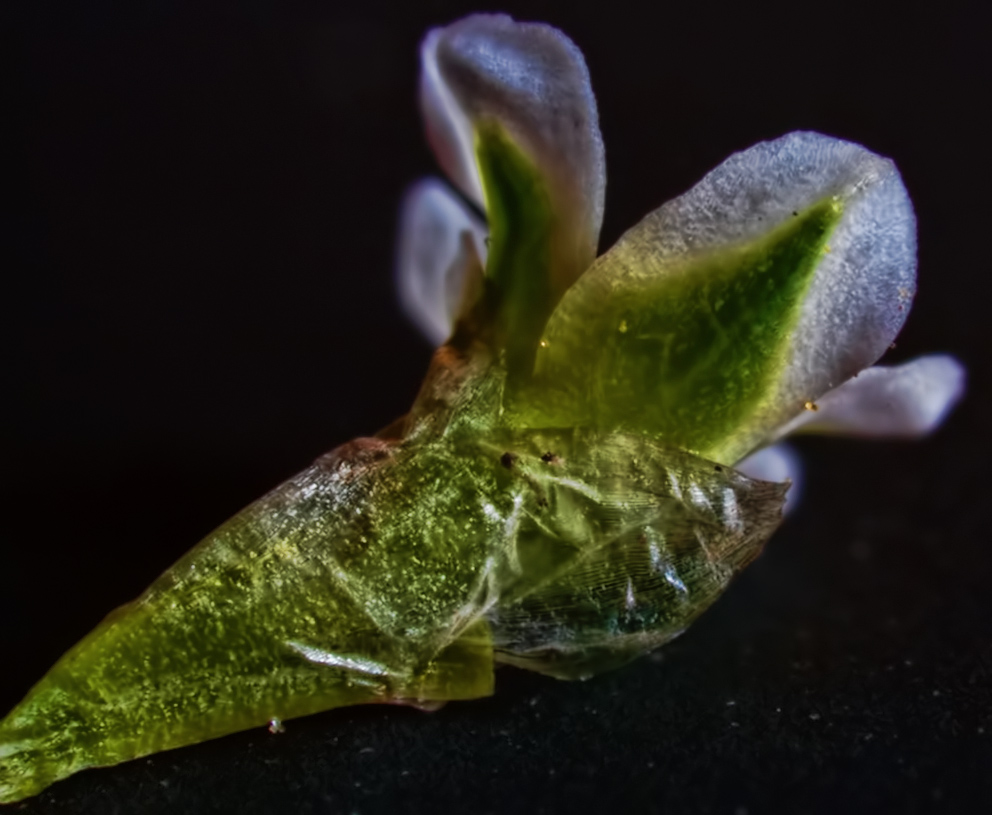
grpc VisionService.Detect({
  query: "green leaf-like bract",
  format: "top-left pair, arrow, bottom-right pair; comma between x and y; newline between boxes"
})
0,425 -> 784,802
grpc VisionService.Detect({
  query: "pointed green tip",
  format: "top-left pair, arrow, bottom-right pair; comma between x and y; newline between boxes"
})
0,695 -> 82,804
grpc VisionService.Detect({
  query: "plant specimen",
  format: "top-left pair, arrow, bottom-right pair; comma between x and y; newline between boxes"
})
0,14 -> 963,804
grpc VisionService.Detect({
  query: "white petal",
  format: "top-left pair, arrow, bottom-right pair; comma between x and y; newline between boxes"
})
395,179 -> 487,345
772,134 -> 917,420
420,14 -> 606,283
584,131 -> 915,461
654,131 -> 915,395
735,443 -> 803,515
527,132 -> 918,463
420,29 -> 485,208
774,354 -> 965,439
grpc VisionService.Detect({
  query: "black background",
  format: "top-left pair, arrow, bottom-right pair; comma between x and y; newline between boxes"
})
5,0 -> 991,812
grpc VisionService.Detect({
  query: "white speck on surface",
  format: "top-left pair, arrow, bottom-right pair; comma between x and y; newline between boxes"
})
648,538 -> 663,571
663,563 -> 688,594
721,487 -> 743,531
286,641 -> 393,677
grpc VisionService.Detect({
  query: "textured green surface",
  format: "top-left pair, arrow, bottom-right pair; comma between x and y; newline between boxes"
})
506,199 -> 843,462
0,414 -> 785,802
0,437 -> 499,802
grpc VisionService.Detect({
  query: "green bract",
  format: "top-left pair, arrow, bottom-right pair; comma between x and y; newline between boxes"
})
0,13 -> 963,805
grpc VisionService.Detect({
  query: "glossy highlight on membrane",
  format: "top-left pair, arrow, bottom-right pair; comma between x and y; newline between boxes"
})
0,13 -> 965,804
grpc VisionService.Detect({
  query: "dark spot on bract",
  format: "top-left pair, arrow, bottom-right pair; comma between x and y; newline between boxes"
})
500,452 -> 516,469
714,465 -> 723,472
541,452 -> 557,463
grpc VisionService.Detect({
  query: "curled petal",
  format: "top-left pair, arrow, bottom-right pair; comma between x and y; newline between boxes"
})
420,31 -> 484,208
395,179 -> 487,345
774,354 -> 965,439
420,14 -> 606,292
736,443 -> 803,515
518,132 -> 918,464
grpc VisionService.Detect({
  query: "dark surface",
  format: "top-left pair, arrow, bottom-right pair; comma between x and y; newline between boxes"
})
5,0 -> 991,812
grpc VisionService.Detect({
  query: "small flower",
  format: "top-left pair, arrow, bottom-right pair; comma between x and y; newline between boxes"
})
397,14 -> 964,511
0,14 -> 967,804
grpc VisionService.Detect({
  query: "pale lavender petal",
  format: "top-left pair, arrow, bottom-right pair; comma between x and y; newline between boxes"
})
774,354 -> 966,439
576,131 -> 916,462
420,30 -> 485,208
420,14 -> 606,289
395,178 -> 487,345
736,443 -> 803,515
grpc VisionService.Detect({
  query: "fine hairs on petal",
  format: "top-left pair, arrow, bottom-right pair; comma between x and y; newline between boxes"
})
636,132 -> 917,459
527,130 -> 920,464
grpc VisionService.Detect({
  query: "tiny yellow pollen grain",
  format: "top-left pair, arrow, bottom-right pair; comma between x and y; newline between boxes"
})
618,319 -> 628,333
539,339 -> 549,348
804,401 -> 819,412
823,245 -> 832,254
